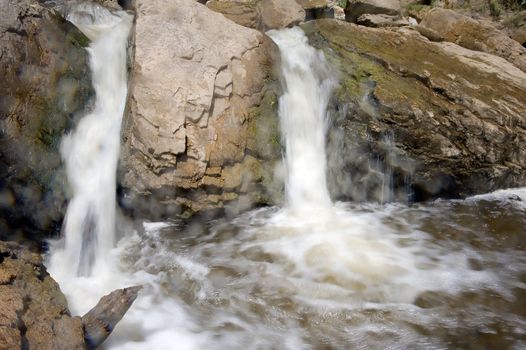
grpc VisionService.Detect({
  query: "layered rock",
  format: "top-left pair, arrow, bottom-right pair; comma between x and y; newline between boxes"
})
345,0 -> 401,23
119,0 -> 282,220
304,19 -> 526,201
206,0 -> 305,30
0,0 -> 93,242
419,8 -> 526,72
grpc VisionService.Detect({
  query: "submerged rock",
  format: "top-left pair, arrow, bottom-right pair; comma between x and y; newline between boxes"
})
206,0 -> 305,30
119,0 -> 283,221
304,19 -> 526,201
0,0 -> 93,242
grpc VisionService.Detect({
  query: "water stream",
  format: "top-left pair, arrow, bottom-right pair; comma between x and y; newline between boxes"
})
47,1 -> 133,294
45,21 -> 526,350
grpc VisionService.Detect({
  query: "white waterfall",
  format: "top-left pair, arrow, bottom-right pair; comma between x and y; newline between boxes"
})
48,3 -> 133,278
267,28 -> 337,211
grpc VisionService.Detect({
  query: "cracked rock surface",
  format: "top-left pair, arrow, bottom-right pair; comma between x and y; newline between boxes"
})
119,0 -> 283,220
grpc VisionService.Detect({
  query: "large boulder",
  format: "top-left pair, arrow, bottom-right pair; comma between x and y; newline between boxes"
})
0,0 -> 93,243
420,8 -> 526,72
345,0 -> 401,23
303,19 -> 526,201
119,0 -> 282,221
206,0 -> 305,30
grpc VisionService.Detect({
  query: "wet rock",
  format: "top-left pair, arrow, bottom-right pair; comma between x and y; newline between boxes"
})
0,0 -> 93,242
0,241 -> 85,349
206,0 -> 305,30
119,0 -> 283,221
304,19 -> 526,201
345,0 -> 401,23
419,8 -> 526,72
82,286 -> 141,350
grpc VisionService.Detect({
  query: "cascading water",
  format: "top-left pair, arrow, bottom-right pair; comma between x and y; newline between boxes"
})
43,23 -> 526,350
47,3 -> 132,280
267,28 -> 336,210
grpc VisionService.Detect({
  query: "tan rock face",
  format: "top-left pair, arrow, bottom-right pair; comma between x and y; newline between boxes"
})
206,0 -> 305,30
0,241 -> 85,350
304,19 -> 526,201
120,0 -> 282,220
420,8 -> 526,72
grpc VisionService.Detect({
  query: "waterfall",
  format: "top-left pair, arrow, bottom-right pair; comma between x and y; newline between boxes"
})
267,28 -> 337,211
48,3 -> 133,278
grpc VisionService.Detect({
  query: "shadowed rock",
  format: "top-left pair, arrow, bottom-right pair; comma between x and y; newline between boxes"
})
82,286 -> 142,350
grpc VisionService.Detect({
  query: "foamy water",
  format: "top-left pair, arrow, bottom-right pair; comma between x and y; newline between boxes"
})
55,187 -> 526,349
44,20 -> 526,349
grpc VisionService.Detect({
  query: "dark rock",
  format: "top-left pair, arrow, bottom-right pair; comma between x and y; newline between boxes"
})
303,19 -> 526,202
0,0 -> 94,243
82,286 -> 141,350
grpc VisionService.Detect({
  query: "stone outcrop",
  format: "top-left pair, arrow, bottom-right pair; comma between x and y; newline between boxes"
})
304,19 -> 526,201
419,8 -> 526,72
0,0 -> 94,242
0,241 -> 85,349
206,0 -> 305,30
119,0 -> 282,221
345,0 -> 401,23
0,240 -> 140,350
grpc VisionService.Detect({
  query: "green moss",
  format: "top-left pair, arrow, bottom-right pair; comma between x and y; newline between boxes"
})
489,0 -> 502,17
246,89 -> 281,159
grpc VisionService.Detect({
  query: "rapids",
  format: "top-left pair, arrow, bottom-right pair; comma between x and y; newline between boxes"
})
45,17 -> 526,350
